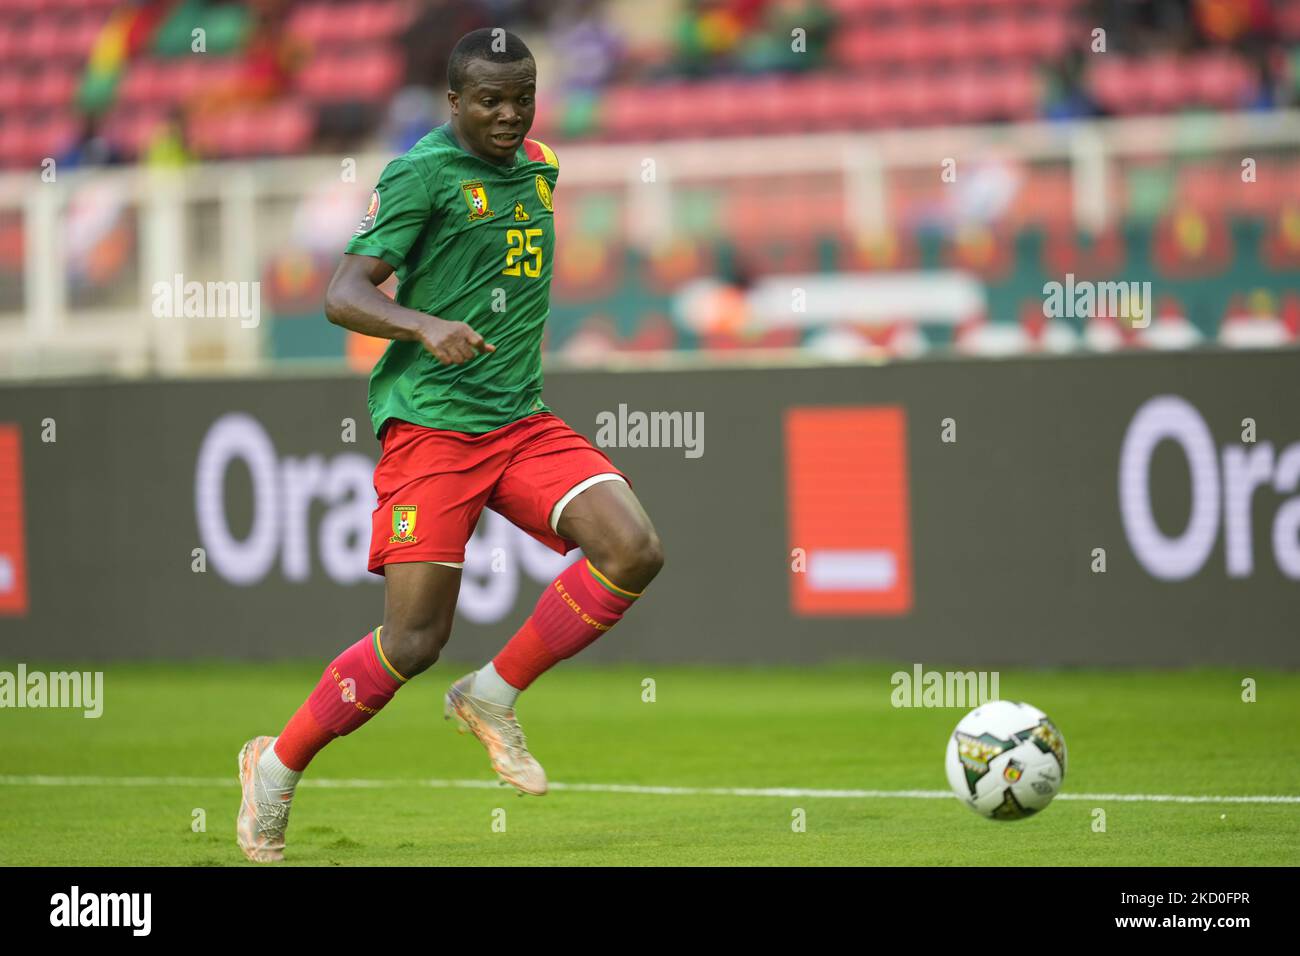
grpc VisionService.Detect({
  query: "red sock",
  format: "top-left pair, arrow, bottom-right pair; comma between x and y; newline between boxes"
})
493,560 -> 641,691
273,627 -> 408,772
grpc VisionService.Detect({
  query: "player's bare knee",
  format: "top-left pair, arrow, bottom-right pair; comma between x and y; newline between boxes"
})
640,530 -> 665,580
597,525 -> 664,590
379,621 -> 450,678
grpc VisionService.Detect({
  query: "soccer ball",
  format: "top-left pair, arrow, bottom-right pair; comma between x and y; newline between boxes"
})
944,700 -> 1067,820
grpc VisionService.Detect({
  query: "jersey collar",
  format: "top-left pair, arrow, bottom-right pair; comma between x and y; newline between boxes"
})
439,122 -> 522,168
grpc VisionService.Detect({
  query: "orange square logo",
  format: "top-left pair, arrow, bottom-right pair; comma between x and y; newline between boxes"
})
785,406 -> 912,615
0,424 -> 28,616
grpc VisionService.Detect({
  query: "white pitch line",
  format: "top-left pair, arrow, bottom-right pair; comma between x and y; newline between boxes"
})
0,775 -> 1298,804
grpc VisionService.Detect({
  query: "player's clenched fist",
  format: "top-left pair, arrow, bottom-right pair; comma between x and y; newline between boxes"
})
419,316 -> 496,365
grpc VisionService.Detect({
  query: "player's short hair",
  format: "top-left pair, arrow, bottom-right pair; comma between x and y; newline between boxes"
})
448,29 -> 534,92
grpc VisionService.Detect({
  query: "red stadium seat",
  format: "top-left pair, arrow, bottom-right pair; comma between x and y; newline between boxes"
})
28,65 -> 76,109
971,13 -> 1012,61
747,77 -> 813,135
295,47 -> 402,102
0,71 -> 21,113
0,21 -> 16,61
0,120 -> 19,168
1193,52 -> 1255,108
15,115 -> 78,166
1088,57 -> 1136,113
1145,55 -> 1187,113
68,10 -> 111,58
804,74 -> 859,131
187,101 -> 313,159
693,81 -> 750,138
659,83 -> 705,138
996,66 -> 1040,120
103,108 -> 168,159
936,21 -> 979,63
1026,16 -> 1072,61
597,85 -> 651,141
875,0 -> 915,15
890,23 -> 936,68
831,23 -> 881,70
119,57 -> 246,108
897,72 -> 950,126
947,69 -> 999,122
287,0 -> 413,47
18,8 -> 111,62
821,0 -> 872,19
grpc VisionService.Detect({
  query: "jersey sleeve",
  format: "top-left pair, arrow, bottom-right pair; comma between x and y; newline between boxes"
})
345,157 -> 433,269
523,137 -> 559,187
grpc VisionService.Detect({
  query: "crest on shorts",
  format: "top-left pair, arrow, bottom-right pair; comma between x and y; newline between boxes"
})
354,189 -> 380,235
535,175 -> 552,212
389,505 -> 418,543
462,180 -> 493,221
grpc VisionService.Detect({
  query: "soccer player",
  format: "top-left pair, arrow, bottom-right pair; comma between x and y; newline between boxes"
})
236,28 -> 664,863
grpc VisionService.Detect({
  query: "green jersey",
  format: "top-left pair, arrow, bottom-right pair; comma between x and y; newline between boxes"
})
346,123 -> 560,436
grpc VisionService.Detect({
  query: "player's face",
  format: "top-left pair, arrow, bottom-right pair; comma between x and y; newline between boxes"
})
449,58 -> 537,164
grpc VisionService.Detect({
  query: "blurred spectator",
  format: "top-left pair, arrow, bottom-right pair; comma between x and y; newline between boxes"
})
194,0 -> 304,114
672,0 -> 832,77
550,0 -> 625,91
1192,0 -> 1281,108
143,109 -> 193,168
383,87 -> 443,153
1192,0 -> 1274,44
674,0 -> 758,76
401,0 -> 493,90
1041,48 -> 1103,120
737,0 -> 834,74
76,0 -> 174,117
57,115 -> 126,169
1090,0 -> 1196,54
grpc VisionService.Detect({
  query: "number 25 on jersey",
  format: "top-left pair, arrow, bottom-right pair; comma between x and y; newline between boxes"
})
503,228 -> 544,278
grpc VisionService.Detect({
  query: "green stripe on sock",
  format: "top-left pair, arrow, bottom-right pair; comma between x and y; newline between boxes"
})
372,630 -> 407,683
586,561 -> 639,600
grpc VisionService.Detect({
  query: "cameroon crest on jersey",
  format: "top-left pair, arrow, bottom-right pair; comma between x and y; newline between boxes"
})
389,505 -> 418,543
461,181 -> 492,221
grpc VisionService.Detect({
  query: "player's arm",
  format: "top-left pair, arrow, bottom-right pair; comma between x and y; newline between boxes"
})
331,156 -> 494,365
324,253 -> 494,365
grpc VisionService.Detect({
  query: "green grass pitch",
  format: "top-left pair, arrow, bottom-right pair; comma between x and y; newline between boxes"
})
1,661 -> 1297,866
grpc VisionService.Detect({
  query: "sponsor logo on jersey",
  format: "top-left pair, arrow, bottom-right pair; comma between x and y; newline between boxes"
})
513,200 -> 530,221
461,181 -> 493,221
535,175 -> 552,212
354,189 -> 380,235
389,504 -> 419,543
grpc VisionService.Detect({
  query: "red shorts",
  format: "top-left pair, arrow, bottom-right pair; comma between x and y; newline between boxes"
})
368,412 -> 626,575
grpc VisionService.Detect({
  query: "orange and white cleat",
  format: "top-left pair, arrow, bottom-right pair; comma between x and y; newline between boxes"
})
236,736 -> 294,862
444,673 -> 548,795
